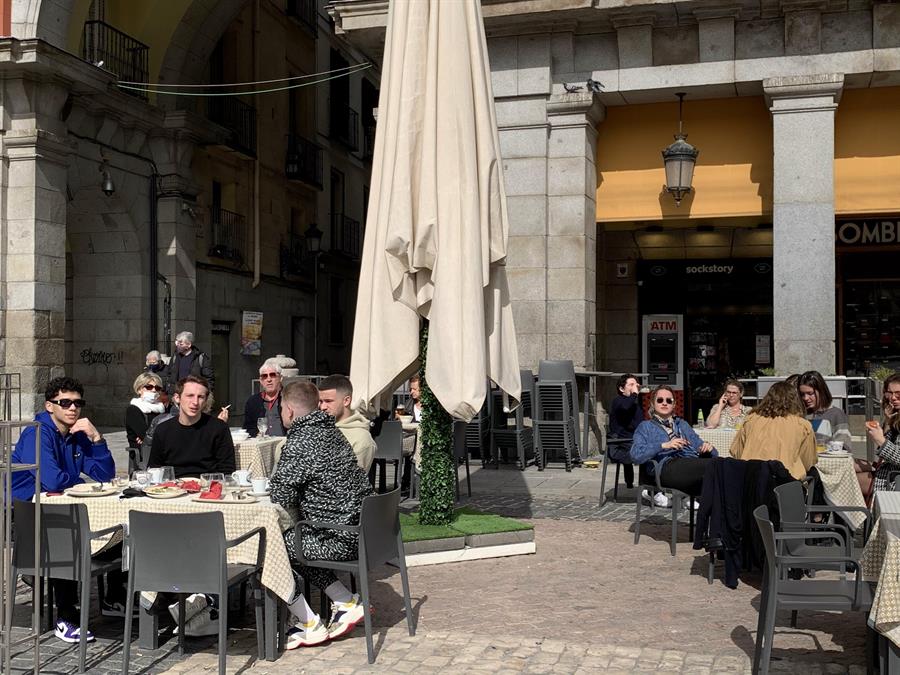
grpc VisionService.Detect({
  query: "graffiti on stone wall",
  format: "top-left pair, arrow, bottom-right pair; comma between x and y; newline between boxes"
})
80,348 -> 125,370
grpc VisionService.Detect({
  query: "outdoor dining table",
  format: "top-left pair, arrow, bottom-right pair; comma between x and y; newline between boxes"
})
695,427 -> 737,457
862,491 -> 900,666
815,452 -> 868,531
234,436 -> 282,477
41,488 -> 295,661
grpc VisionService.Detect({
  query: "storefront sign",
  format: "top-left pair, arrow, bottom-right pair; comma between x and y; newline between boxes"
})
240,311 -> 263,356
836,219 -> 900,246
639,259 -> 772,282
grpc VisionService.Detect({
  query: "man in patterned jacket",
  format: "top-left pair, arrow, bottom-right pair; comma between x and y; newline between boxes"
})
270,379 -> 374,649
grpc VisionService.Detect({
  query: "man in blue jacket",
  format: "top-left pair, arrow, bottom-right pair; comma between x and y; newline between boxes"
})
11,376 -> 118,644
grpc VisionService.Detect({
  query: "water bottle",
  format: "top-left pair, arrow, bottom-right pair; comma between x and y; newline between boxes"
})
696,409 -> 704,428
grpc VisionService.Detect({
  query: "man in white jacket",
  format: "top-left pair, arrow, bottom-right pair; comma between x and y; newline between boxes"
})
317,374 -> 376,472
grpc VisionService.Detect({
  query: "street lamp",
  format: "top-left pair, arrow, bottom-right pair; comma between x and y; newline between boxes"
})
305,223 -> 323,374
661,92 -> 699,206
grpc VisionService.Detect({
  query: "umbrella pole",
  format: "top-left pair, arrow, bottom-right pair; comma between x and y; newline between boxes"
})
417,322 -> 455,526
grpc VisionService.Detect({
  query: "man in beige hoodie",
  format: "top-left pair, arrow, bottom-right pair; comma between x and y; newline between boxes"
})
318,375 -> 376,472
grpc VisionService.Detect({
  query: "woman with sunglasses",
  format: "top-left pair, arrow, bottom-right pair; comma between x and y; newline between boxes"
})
630,385 -> 717,502
125,372 -> 166,470
868,373 -> 900,492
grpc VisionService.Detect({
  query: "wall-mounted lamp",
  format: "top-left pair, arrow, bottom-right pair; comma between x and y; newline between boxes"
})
661,92 -> 699,206
100,160 -> 115,196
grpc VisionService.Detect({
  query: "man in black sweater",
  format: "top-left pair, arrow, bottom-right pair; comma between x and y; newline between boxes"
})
608,373 -> 643,489
148,375 -> 235,478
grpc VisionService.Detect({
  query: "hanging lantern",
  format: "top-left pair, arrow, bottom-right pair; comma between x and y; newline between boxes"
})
662,92 -> 699,206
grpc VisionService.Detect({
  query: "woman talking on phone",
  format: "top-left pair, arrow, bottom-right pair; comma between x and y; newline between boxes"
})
631,385 -> 718,500
706,379 -> 751,429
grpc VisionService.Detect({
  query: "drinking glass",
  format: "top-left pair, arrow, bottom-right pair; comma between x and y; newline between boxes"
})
161,466 -> 175,483
133,471 -> 150,488
257,417 -> 268,438
200,473 -> 225,493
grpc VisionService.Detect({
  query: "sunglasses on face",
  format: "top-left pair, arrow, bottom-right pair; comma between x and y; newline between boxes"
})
260,373 -> 279,380
656,397 -> 674,404
143,384 -> 163,392
49,398 -> 86,410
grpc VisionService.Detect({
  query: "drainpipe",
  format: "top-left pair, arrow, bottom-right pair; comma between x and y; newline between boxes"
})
149,174 -> 159,349
252,0 -> 261,288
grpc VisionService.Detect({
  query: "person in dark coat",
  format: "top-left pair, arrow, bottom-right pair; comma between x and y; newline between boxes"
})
162,331 -> 214,394
608,373 -> 643,489
124,371 -> 166,471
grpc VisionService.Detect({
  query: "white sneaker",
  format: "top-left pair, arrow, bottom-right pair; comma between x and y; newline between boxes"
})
327,594 -> 365,640
285,617 -> 330,649
641,489 -> 670,508
683,497 -> 701,512
173,605 -> 219,637
168,593 -> 208,625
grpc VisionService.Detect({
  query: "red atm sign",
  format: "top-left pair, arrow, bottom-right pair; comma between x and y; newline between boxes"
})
649,320 -> 677,331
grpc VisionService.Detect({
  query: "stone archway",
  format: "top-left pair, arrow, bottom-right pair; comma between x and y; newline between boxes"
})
11,0 -> 78,49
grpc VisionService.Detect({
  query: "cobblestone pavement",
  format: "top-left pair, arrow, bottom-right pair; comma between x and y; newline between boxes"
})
6,461 -> 870,673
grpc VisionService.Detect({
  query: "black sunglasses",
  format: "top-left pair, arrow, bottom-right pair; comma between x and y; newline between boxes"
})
49,398 -> 86,409
142,384 -> 163,392
656,397 -> 674,404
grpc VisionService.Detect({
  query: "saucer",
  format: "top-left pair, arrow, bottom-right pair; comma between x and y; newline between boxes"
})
249,490 -> 269,498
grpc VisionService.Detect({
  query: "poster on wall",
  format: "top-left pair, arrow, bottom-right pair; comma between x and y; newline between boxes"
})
241,311 -> 263,356
755,335 -> 771,365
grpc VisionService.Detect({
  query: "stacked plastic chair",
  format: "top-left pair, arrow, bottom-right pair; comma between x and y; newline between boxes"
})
534,360 -> 581,471
488,369 -> 536,470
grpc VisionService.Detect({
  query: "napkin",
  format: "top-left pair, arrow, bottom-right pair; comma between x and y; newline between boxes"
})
180,480 -> 201,493
199,481 -> 223,500
157,482 -> 179,488
120,488 -> 145,499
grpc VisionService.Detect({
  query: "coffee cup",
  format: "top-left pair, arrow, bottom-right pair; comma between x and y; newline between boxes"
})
232,469 -> 251,486
148,467 -> 164,485
251,478 -> 269,494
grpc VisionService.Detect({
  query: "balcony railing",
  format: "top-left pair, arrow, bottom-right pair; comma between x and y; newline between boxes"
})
330,103 -> 359,151
363,124 -> 376,160
280,232 -> 310,278
285,134 -> 324,189
208,208 -> 247,265
331,213 -> 362,260
208,97 -> 257,157
286,0 -> 318,36
82,21 -> 149,99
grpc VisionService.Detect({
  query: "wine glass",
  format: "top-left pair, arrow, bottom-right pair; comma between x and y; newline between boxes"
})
257,417 -> 268,438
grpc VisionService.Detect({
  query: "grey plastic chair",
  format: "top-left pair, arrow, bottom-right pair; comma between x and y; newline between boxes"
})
371,420 -> 403,492
774,481 -> 871,578
291,488 -> 415,663
633,460 -> 696,556
464,400 -> 492,465
121,511 -> 265,675
752,505 -> 873,675
12,501 -> 123,674
535,360 -> 581,471
489,371 -> 535,471
453,420 -> 472,499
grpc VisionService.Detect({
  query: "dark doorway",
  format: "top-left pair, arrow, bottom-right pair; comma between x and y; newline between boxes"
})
210,322 -> 232,407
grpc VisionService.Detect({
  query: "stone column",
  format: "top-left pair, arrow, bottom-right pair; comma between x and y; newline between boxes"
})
2,78 -> 72,416
545,92 -> 604,369
764,74 -> 842,375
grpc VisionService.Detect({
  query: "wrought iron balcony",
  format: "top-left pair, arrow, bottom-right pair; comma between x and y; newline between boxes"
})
207,97 -> 257,158
82,21 -> 149,99
285,134 -> 324,189
330,213 -> 362,260
286,0 -> 318,36
330,103 -> 359,152
208,208 -> 247,265
363,124 -> 376,160
280,232 -> 313,278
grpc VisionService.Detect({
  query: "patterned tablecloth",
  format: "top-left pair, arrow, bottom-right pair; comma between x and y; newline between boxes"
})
862,491 -> 900,646
696,428 -> 737,457
235,437 -> 282,478
42,490 -> 297,602
815,453 -> 867,531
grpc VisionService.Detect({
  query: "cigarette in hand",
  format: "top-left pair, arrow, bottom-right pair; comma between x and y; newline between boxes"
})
222,404 -> 231,410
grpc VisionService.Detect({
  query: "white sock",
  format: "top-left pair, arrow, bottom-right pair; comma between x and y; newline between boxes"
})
324,581 -> 353,605
287,594 -> 317,626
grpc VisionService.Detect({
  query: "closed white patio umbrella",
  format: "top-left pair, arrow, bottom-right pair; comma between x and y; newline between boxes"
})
350,0 -> 521,421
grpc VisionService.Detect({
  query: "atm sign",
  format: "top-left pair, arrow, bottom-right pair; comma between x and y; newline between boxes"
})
650,320 -> 677,331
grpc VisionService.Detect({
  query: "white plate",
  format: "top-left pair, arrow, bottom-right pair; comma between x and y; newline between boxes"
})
249,491 -> 269,498
64,485 -> 118,498
143,487 -> 187,499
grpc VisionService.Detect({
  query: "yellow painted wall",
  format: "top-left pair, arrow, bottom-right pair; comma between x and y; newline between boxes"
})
596,97 -> 773,222
835,87 -> 900,215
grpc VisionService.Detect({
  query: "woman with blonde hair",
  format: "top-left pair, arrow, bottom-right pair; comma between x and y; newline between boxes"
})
730,381 -> 817,480
125,371 -> 166,471
868,373 -> 900,492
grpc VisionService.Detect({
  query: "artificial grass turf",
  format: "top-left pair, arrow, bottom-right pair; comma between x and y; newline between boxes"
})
400,506 -> 532,542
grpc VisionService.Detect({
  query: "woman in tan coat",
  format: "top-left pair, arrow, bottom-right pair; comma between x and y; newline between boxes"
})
730,381 -> 817,480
